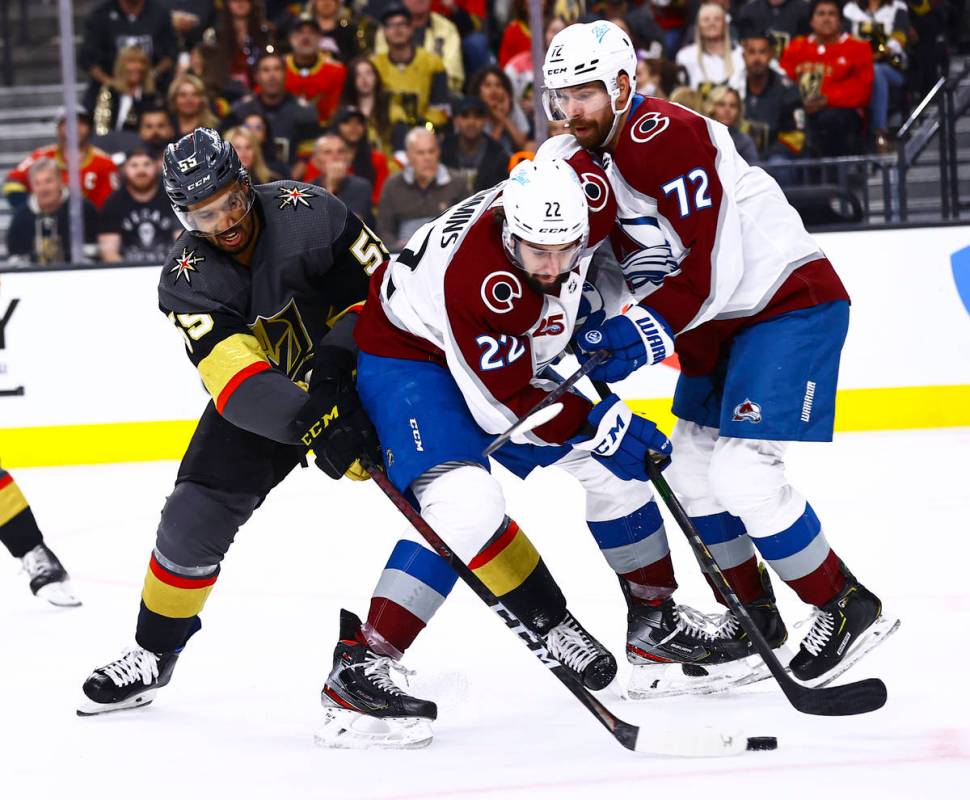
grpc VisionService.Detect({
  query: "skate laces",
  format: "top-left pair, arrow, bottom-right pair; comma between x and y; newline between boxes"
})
797,609 -> 836,656
100,648 -> 160,688
358,654 -> 415,696
546,615 -> 605,674
673,605 -> 722,642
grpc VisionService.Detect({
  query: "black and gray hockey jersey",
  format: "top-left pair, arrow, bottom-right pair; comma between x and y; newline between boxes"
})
158,181 -> 387,443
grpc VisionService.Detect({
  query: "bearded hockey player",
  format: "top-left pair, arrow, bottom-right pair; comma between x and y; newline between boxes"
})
314,156 -> 768,749
541,21 -> 899,693
0,468 -> 80,607
77,128 -> 384,715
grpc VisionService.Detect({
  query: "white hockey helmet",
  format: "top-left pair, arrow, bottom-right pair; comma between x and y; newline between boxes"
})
501,158 -> 589,279
542,21 -> 637,144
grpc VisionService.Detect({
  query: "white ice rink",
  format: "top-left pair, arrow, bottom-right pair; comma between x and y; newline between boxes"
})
1,427 -> 968,799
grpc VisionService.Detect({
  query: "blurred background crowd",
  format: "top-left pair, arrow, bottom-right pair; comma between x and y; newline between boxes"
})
2,0 -> 968,265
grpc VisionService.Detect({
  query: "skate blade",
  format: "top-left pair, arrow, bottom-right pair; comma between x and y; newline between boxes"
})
313,707 -> 433,750
76,689 -> 157,717
36,580 -> 82,607
627,660 -> 758,700
729,645 -> 795,689
799,615 -> 901,689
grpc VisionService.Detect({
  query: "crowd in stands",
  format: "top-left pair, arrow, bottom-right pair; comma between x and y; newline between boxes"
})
2,0 -> 962,265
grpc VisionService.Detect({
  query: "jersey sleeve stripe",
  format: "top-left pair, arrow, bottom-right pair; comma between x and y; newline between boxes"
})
0,476 -> 29,527
215,361 -> 272,414
326,301 -> 365,327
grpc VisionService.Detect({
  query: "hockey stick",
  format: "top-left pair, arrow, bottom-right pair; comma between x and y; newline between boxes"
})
482,350 -> 609,457
362,454 -> 774,756
586,378 -> 887,717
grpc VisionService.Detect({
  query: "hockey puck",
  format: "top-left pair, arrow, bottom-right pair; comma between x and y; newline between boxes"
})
746,737 -> 778,751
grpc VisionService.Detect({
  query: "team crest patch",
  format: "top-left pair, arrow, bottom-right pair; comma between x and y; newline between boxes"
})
732,399 -> 762,423
277,185 -> 314,210
630,112 -> 670,144
169,248 -> 204,284
481,271 -> 523,314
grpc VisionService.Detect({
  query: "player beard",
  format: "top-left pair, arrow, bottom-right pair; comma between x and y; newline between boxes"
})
568,114 -> 610,151
523,271 -> 570,295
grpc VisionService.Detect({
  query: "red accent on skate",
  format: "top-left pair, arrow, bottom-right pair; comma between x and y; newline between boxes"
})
787,549 -> 848,606
148,554 -> 219,589
367,597 -> 426,654
468,520 -> 520,570
704,556 -> 764,605
626,644 -> 675,663
216,361 -> 271,414
323,685 -> 357,710
0,474 -> 13,491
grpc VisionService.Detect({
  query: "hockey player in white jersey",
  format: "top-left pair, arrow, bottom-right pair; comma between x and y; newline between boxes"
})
315,156 -> 765,748
540,20 -> 899,695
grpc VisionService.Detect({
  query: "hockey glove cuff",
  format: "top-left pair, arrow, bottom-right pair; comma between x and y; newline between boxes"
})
574,305 -> 674,382
568,394 -> 671,482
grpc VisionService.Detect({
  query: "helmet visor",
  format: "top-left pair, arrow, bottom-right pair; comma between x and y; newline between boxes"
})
513,237 -> 584,278
542,84 -> 612,122
174,186 -> 254,236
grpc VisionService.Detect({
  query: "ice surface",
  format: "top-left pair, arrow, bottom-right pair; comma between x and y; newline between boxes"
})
1,428 -> 968,798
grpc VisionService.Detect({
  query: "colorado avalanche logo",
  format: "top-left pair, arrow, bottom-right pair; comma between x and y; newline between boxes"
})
481,270 -> 523,314
169,247 -> 204,284
630,112 -> 670,144
732,399 -> 762,424
580,172 -> 610,212
277,185 -> 314,210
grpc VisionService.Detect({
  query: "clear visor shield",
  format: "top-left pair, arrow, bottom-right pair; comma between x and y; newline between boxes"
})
513,237 -> 584,278
175,187 -> 254,236
541,84 -> 613,122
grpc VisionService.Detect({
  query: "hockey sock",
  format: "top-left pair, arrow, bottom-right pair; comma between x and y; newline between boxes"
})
749,503 -> 847,607
365,539 -> 458,658
136,552 -> 219,653
690,512 -> 764,605
468,518 -> 567,635
0,473 -> 44,558
587,500 -> 677,605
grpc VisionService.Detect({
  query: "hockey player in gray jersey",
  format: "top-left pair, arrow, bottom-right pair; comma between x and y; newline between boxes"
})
77,128 -> 396,715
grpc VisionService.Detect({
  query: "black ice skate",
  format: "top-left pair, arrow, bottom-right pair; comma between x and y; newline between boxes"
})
790,580 -> 900,687
77,620 -> 199,716
626,596 -> 773,699
315,609 -> 436,750
21,543 -> 80,607
543,610 -> 617,690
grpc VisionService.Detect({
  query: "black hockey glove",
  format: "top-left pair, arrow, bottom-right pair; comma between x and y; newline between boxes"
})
294,346 -> 381,480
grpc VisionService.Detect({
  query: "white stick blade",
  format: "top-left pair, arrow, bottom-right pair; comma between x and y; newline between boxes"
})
634,726 -> 748,757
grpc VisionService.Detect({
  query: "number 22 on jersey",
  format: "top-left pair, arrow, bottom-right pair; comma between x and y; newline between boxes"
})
476,334 -> 526,371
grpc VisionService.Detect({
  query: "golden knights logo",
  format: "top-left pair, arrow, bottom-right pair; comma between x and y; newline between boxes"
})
277,185 -> 315,210
796,64 -> 826,101
249,298 -> 315,380
170,248 -> 204,284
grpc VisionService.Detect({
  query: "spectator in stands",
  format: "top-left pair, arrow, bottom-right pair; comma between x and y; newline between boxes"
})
505,16 -> 567,109
184,41 -> 248,118
740,33 -> 804,158
432,0 -> 491,77
498,0 -> 532,68
376,127 -> 465,251
636,55 -> 681,99
705,86 -> 761,163
780,0 -> 874,156
332,107 -> 391,206
372,6 -> 451,141
225,126 -> 283,183
303,0 -> 361,63
228,51 -> 320,167
652,0 -> 690,57
137,104 -> 177,150
208,0 -> 276,91
736,0 -> 811,54
80,0 -> 178,97
86,46 -> 161,136
4,109 -> 119,212
164,1 -> 217,52
587,0 -> 665,57
309,133 -> 375,226
668,85 -> 704,112
240,112 -> 291,177
98,146 -> 179,263
843,0 -> 910,153
168,74 -> 219,138
6,159 -> 99,266
374,0 -> 464,95
469,65 -> 530,153
340,56 -> 395,157
908,0 -> 948,98
676,2 -> 744,96
440,96 -> 510,195
284,15 -> 347,127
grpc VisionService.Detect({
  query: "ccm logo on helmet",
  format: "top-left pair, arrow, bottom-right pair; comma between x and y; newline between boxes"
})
187,174 -> 212,191
630,112 -> 670,144
481,271 -> 523,314
580,172 -> 610,212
